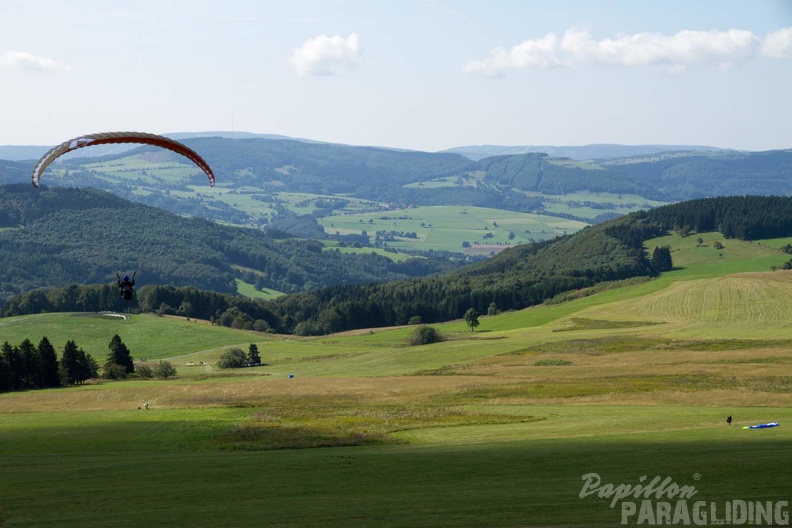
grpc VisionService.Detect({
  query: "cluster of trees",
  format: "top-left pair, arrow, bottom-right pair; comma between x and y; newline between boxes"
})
217,343 -> 262,369
0,333 -> 178,393
0,337 -> 98,392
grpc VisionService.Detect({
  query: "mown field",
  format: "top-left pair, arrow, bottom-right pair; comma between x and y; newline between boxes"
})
1,232 -> 791,527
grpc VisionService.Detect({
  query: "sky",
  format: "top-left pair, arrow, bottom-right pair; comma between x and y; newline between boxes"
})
1,0 -> 791,152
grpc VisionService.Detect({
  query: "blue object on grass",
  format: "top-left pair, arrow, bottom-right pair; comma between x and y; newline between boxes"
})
743,422 -> 779,429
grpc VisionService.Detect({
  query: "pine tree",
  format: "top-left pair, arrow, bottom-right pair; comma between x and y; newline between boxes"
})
0,346 -> 12,392
62,341 -> 99,385
1,342 -> 23,391
107,334 -> 134,374
651,246 -> 673,272
19,339 -> 40,388
37,337 -> 61,388
61,340 -> 81,385
248,343 -> 261,365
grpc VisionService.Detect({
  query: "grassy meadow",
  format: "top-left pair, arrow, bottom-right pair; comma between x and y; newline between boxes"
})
1,231 -> 792,527
539,191 -> 668,221
318,205 -> 588,254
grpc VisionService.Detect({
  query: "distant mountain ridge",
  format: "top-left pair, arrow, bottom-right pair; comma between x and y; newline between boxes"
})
1,135 -> 790,233
440,143 -> 728,161
0,131 -> 729,161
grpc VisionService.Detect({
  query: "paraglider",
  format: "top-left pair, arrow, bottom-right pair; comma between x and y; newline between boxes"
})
117,272 -> 136,301
31,131 -> 215,187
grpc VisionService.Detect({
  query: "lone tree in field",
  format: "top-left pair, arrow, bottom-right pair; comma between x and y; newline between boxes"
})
248,343 -> 261,365
464,308 -> 480,332
107,334 -> 134,374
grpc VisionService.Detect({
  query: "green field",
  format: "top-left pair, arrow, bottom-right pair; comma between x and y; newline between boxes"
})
539,191 -> 668,221
234,278 -> 286,300
2,232 -> 791,526
319,205 -> 589,254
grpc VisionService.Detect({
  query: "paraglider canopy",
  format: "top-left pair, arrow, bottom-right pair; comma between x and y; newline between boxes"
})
31,131 -> 215,187
743,422 -> 779,429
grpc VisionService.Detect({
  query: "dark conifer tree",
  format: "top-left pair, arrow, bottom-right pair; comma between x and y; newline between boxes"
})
60,340 -> 80,385
61,340 -> 98,385
0,346 -> 12,392
1,342 -> 23,391
107,334 -> 134,374
19,339 -> 39,388
37,337 -> 61,388
651,246 -> 673,272
248,343 -> 261,365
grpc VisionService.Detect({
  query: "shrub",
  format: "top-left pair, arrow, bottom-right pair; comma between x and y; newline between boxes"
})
137,365 -> 154,379
409,325 -> 444,346
102,362 -> 129,380
153,360 -> 177,379
218,348 -> 248,369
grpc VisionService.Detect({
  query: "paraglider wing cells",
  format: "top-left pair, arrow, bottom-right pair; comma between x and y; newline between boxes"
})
31,131 -> 215,187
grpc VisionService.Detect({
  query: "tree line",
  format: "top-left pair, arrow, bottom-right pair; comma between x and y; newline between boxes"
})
643,195 -> 792,240
0,337 -> 98,392
0,334 -> 176,393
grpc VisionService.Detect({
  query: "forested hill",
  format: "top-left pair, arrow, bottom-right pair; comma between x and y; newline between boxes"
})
0,185 -> 458,307
477,150 -> 792,201
0,160 -> 29,183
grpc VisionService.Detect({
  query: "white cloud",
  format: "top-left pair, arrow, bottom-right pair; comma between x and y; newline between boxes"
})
291,33 -> 362,77
464,27 -> 791,76
463,33 -> 566,76
761,27 -> 792,58
0,50 -> 68,72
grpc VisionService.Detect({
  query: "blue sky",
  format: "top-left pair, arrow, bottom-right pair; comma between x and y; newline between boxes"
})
1,0 -> 791,151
